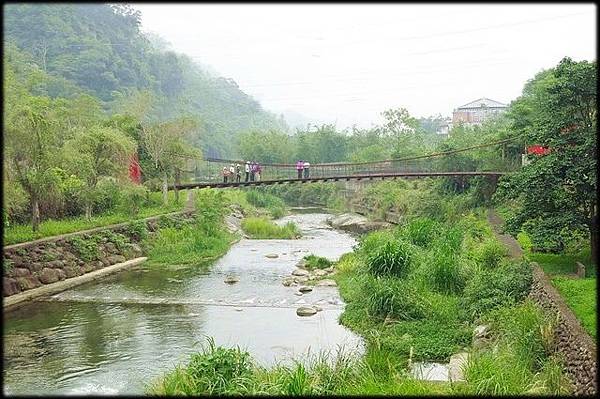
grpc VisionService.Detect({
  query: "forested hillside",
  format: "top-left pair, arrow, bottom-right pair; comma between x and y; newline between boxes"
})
3,3 -> 287,158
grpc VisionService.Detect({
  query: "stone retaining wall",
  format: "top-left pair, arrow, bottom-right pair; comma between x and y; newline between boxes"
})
528,262 -> 597,396
3,211 -> 195,298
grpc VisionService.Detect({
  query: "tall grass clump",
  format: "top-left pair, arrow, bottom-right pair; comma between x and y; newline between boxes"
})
149,337 -> 253,395
241,217 -> 300,239
364,275 -> 428,321
428,245 -> 466,294
475,238 -> 508,268
356,230 -> 395,259
400,217 -> 440,248
461,261 -> 532,321
366,239 -> 413,278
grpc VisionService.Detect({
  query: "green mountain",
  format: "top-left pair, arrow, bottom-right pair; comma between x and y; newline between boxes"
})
3,3 -> 288,158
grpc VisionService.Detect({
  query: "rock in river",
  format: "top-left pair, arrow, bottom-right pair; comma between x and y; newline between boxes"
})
292,269 -> 309,277
316,279 -> 337,287
299,286 -> 313,293
224,275 -> 240,284
265,253 -> 279,259
326,213 -> 390,234
296,306 -> 318,317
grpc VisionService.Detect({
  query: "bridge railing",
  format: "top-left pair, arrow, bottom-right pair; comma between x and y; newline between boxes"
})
183,157 -> 485,184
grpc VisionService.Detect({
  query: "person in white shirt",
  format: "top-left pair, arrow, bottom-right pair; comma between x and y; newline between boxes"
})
229,164 -> 235,183
244,161 -> 250,182
303,161 -> 310,178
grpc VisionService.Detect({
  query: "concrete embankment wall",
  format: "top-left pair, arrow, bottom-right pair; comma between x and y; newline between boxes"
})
3,211 -> 195,301
528,262 -> 597,396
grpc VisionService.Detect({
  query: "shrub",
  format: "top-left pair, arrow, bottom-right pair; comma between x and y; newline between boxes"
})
364,275 -> 428,321
68,235 -> 100,262
429,246 -> 466,294
152,337 -> 253,395
366,240 -> 413,278
401,217 -> 439,248
126,220 -> 148,241
356,230 -> 395,259
4,258 -> 14,273
93,177 -> 121,213
517,231 -> 533,252
486,301 -> 549,370
461,261 -> 532,320
101,230 -> 130,253
303,254 -> 332,270
439,225 -> 464,252
119,183 -> 149,216
475,239 -> 508,268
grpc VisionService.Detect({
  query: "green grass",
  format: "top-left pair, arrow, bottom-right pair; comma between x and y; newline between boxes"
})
4,191 -> 183,245
527,248 -> 595,277
144,188 -> 234,267
147,337 -> 453,395
302,254 -> 332,270
526,248 -> 596,339
551,277 -> 596,338
241,217 -> 300,239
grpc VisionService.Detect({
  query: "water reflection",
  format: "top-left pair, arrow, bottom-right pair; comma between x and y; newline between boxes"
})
3,212 -> 363,394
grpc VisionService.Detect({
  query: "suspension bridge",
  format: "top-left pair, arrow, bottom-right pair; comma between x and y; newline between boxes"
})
173,138 -> 517,190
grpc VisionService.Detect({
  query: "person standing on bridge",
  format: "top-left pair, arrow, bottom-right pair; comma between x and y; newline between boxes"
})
222,166 -> 229,183
296,160 -> 304,179
303,161 -> 310,178
255,162 -> 262,181
236,163 -> 241,182
250,161 -> 256,181
245,161 -> 250,182
229,164 -> 235,183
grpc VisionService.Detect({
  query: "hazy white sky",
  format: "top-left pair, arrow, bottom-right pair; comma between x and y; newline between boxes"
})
133,3 -> 596,129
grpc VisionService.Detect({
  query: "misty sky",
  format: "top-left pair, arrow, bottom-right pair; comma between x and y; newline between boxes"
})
133,3 -> 596,129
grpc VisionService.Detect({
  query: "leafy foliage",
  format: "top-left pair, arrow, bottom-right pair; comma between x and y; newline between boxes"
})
495,57 -> 597,259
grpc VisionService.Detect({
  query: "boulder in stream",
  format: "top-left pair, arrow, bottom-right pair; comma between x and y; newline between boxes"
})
326,213 -> 391,234
316,279 -> 337,287
299,286 -> 313,293
224,275 -> 240,284
265,253 -> 279,259
292,269 -> 309,277
296,306 -> 318,317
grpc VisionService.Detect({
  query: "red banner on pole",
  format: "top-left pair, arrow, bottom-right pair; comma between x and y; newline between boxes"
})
526,145 -> 551,155
129,153 -> 142,184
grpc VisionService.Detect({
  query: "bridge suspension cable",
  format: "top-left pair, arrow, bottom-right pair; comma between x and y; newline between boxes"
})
203,136 -> 519,167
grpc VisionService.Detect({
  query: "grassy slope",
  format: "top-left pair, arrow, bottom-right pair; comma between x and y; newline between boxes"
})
497,205 -> 596,340
526,249 -> 596,338
4,191 -> 184,245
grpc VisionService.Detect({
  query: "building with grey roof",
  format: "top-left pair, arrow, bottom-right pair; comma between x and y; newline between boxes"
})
452,97 -> 508,126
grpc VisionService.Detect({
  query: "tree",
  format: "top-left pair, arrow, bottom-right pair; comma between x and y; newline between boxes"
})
142,117 -> 200,204
4,95 -> 64,231
63,126 -> 136,218
495,57 -> 597,261
381,107 -> 430,158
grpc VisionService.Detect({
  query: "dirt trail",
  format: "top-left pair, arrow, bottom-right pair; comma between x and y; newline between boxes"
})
486,209 -> 523,259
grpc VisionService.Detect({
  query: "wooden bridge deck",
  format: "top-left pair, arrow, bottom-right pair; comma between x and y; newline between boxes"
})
173,171 -> 505,190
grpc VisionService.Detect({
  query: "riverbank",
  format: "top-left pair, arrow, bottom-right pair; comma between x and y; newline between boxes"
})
3,207 -> 355,395
146,182 -> 574,395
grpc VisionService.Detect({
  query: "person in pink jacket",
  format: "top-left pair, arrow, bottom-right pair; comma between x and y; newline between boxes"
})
296,160 -> 304,179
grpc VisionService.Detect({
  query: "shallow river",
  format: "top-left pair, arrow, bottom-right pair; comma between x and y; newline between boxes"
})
3,211 -> 364,395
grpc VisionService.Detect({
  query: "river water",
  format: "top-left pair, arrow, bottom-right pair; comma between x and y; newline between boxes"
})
3,211 -> 364,395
